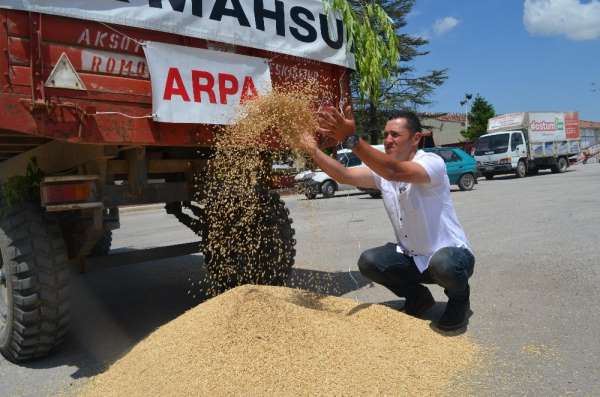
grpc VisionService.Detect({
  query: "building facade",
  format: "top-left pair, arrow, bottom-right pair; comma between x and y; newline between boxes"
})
580,120 -> 600,149
420,113 -> 471,150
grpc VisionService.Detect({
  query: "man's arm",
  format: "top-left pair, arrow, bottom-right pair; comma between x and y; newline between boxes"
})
306,145 -> 377,189
318,106 -> 429,184
352,140 -> 430,184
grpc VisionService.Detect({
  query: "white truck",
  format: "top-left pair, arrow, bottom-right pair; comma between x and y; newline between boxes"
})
474,112 -> 581,179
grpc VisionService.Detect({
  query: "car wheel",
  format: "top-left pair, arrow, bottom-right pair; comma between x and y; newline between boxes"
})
305,192 -> 317,200
321,181 -> 336,198
484,173 -> 494,180
516,160 -> 527,178
458,173 -> 475,191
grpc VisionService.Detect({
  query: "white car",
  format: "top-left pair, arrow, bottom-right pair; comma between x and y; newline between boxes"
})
295,145 -> 385,199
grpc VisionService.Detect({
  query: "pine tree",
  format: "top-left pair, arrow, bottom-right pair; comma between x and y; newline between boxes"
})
348,0 -> 448,144
462,95 -> 496,141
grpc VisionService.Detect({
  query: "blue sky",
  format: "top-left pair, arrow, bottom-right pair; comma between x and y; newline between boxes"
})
404,0 -> 600,121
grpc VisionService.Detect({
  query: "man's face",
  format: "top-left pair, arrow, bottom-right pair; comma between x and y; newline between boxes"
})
383,118 -> 422,159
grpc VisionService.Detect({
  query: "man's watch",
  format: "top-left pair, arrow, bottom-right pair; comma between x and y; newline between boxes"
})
342,134 -> 360,149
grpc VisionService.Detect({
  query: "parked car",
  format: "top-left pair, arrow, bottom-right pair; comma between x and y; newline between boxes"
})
294,145 -> 385,199
424,147 -> 478,191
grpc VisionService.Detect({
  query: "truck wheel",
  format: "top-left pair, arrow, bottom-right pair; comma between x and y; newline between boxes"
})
554,157 -> 568,173
89,230 -> 112,257
458,173 -> 475,191
484,173 -> 494,180
516,160 -> 527,178
205,190 -> 296,292
321,181 -> 336,198
0,202 -> 70,363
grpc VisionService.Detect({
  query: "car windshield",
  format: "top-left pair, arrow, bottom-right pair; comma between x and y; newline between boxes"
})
431,150 -> 459,163
336,152 -> 362,167
475,134 -> 510,155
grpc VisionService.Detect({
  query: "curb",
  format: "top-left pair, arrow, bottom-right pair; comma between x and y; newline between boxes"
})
119,189 -> 301,214
120,203 -> 165,214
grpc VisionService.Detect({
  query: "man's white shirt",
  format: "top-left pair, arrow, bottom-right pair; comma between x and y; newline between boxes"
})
371,150 -> 472,273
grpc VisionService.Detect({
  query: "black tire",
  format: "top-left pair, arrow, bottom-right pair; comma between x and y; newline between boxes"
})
204,190 -> 296,292
484,173 -> 494,180
527,167 -> 539,176
0,202 -> 70,363
89,230 -> 112,257
551,157 -> 569,174
516,160 -> 527,178
321,181 -> 336,198
457,173 -> 476,191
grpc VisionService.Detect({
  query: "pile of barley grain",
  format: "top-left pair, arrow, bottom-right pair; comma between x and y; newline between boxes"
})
80,285 -> 480,397
195,82 -> 327,295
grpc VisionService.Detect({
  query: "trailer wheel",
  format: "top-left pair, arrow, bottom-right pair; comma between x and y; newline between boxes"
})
458,173 -> 475,191
0,202 -> 70,363
89,230 -> 113,257
204,190 -> 296,292
516,160 -> 527,178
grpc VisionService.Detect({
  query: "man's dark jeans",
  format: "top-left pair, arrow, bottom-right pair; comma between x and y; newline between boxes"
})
357,243 -> 475,301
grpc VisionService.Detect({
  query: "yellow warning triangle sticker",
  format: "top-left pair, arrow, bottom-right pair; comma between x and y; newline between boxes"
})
45,52 -> 87,91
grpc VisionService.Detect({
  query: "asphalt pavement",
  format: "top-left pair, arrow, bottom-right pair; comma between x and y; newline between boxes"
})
1,164 -> 599,396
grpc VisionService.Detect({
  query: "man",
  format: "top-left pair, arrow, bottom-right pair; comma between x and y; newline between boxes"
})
299,107 -> 475,331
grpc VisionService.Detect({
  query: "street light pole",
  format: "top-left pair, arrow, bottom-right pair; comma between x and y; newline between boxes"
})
461,93 -> 473,134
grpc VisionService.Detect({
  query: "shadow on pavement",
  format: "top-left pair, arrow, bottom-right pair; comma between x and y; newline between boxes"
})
302,191 -> 368,201
380,300 -> 472,337
480,169 -> 574,181
17,257 -> 370,380
286,268 -> 370,296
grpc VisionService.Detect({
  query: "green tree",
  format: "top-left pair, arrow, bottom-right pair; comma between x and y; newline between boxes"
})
462,95 -> 495,141
332,0 -> 448,144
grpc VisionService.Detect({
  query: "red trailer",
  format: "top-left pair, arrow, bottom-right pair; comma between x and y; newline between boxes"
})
0,1 -> 352,362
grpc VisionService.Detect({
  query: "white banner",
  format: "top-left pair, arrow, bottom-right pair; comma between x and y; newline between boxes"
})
143,42 -> 272,124
487,112 -> 525,132
528,112 -> 566,142
1,0 -> 355,69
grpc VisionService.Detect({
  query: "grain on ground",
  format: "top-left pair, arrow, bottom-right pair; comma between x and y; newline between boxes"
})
80,285 -> 480,397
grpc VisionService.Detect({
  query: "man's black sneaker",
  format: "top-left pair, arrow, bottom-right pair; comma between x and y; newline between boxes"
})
436,298 -> 470,331
404,286 -> 435,316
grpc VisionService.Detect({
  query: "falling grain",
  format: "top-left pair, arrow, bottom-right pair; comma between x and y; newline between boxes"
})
192,81 -> 328,295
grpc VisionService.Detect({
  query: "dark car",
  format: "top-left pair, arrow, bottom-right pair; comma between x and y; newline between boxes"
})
424,147 -> 478,191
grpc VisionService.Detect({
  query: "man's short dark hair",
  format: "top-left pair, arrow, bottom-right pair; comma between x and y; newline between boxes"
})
388,110 -> 422,135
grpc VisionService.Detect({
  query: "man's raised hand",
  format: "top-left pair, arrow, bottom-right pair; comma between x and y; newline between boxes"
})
317,105 -> 356,142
